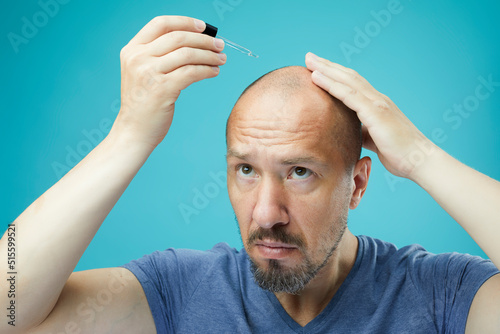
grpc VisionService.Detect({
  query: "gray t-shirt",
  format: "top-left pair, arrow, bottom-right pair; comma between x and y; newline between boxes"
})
122,235 -> 499,333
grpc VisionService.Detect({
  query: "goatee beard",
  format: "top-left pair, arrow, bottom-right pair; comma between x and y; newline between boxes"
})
247,222 -> 347,294
249,255 -> 319,294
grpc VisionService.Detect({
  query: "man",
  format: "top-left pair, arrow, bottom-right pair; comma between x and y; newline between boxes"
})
1,16 -> 499,333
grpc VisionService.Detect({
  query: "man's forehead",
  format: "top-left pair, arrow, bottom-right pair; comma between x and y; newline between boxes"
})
228,94 -> 338,146
229,88 -> 337,135
225,66 -> 361,173
226,91 -> 341,163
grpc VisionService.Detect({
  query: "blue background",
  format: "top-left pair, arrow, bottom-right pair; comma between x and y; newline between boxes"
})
2,0 -> 499,271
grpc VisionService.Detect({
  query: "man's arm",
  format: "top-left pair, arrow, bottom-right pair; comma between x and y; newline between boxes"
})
26,268 -> 156,334
305,52 -> 500,330
305,51 -> 500,268
0,131 -> 154,333
0,15 -> 226,333
409,142 -> 500,268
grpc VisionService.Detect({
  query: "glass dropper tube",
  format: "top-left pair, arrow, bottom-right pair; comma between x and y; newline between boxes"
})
218,35 -> 259,58
202,23 -> 259,58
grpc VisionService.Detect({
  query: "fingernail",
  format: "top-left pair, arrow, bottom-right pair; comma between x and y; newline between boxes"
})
212,66 -> 220,73
308,52 -> 319,60
218,53 -> 227,62
313,70 -> 325,78
194,19 -> 205,30
214,38 -> 225,49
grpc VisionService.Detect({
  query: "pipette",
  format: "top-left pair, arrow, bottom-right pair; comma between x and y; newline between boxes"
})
202,23 -> 259,58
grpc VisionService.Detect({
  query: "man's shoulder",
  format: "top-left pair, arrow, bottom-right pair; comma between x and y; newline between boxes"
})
357,234 -> 496,279
122,242 -> 246,276
347,236 -> 498,333
358,234 -> 480,261
169,242 -> 247,267
357,234 -> 426,263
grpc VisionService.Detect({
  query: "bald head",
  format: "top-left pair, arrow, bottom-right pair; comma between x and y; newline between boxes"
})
226,66 -> 362,172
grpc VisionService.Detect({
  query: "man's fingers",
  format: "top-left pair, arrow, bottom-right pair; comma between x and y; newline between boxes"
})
305,52 -> 381,101
311,70 -> 380,127
157,48 -> 226,73
130,16 -> 205,45
165,65 -> 220,93
306,53 -> 357,76
361,125 -> 378,153
149,31 -> 224,57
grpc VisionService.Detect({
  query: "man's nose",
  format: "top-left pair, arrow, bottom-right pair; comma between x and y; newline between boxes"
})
252,178 -> 289,229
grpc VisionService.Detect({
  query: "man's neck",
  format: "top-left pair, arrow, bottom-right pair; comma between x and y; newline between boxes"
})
273,230 -> 359,327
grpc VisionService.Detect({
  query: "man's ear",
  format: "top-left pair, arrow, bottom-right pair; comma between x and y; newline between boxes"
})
349,156 -> 372,209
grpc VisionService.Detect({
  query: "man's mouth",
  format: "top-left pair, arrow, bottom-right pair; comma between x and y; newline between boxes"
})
254,240 -> 298,259
255,240 -> 297,249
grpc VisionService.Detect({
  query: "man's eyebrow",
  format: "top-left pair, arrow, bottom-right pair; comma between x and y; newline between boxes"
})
226,149 -> 327,167
226,148 -> 249,160
281,157 -> 327,167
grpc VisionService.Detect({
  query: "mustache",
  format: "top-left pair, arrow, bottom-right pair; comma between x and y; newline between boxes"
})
247,226 -> 305,250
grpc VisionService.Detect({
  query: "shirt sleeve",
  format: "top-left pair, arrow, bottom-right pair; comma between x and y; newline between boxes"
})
407,249 -> 499,333
120,246 -> 225,334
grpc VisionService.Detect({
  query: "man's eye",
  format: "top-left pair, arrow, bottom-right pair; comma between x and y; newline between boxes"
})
291,167 -> 312,180
237,165 -> 256,177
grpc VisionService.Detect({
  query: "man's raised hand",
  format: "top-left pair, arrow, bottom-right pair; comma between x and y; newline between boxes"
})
305,52 -> 435,181
115,16 -> 226,149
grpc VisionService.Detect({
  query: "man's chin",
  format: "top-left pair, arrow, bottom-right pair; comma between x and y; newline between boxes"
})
248,253 -> 318,294
252,258 -> 294,273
